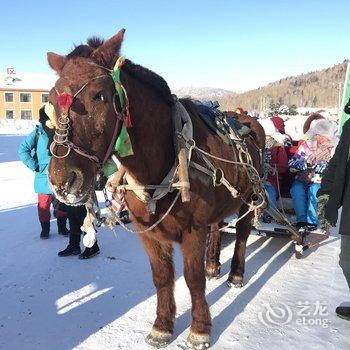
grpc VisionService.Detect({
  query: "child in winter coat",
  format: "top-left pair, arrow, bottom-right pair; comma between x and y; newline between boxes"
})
18,106 -> 68,239
289,118 -> 338,229
261,116 -> 290,222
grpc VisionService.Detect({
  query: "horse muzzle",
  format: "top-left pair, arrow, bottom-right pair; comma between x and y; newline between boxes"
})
49,167 -> 91,206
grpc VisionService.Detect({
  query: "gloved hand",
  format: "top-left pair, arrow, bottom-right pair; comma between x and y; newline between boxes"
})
288,153 -> 307,172
313,161 -> 328,175
264,149 -> 272,164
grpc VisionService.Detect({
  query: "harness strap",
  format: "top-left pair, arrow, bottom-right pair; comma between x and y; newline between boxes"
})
102,113 -> 123,166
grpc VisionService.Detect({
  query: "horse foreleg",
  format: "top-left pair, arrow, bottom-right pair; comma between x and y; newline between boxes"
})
181,228 -> 211,349
227,205 -> 253,288
205,222 -> 222,279
140,235 -> 175,348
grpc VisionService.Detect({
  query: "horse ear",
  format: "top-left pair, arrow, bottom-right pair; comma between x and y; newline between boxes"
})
47,52 -> 66,74
92,28 -> 126,67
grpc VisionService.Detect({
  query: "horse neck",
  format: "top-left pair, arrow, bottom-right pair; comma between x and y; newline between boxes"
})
118,74 -> 175,185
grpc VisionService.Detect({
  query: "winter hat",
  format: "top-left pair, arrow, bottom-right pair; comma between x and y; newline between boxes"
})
260,118 -> 287,145
39,106 -> 49,125
271,116 -> 285,134
303,113 -> 324,134
305,118 -> 339,145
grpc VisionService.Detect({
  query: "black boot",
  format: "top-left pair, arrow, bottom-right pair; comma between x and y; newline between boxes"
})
117,210 -> 131,224
120,210 -> 131,224
57,217 -> 69,236
79,241 -> 100,259
40,221 -> 50,239
58,232 -> 81,257
336,306 -> 350,320
296,221 -> 308,229
262,215 -> 273,224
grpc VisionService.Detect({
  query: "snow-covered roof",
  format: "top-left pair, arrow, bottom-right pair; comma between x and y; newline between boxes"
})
0,72 -> 57,91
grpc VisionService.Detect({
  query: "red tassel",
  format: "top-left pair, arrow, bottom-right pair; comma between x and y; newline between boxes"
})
124,106 -> 132,128
57,92 -> 73,110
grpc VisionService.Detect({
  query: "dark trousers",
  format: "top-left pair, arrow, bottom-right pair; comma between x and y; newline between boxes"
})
64,205 -> 87,233
340,235 -> 350,291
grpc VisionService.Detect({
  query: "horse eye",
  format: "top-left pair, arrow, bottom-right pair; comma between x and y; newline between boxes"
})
93,92 -> 106,102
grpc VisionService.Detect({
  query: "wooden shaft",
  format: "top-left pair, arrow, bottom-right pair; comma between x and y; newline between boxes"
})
178,148 -> 191,202
108,165 -> 126,193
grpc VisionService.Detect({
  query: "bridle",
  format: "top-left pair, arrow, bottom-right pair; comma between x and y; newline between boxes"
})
50,58 -> 128,169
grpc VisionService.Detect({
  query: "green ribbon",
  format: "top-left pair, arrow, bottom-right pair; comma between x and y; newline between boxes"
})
111,58 -> 133,157
102,57 -> 134,177
114,124 -> 134,157
103,158 -> 119,177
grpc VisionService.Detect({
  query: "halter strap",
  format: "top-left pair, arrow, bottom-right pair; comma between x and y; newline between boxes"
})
50,67 -> 128,168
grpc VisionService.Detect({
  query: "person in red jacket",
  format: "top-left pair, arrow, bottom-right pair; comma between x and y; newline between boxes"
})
261,116 -> 290,223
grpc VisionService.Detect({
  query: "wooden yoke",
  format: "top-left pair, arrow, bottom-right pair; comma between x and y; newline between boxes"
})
178,146 -> 191,202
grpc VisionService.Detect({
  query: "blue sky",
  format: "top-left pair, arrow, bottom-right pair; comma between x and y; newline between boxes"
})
1,0 -> 349,91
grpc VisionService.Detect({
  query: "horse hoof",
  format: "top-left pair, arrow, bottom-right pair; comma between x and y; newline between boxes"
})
227,275 -> 243,288
145,328 -> 172,348
186,332 -> 210,349
205,266 -> 221,280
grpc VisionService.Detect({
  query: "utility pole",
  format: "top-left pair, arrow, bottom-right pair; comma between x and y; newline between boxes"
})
338,81 -> 342,111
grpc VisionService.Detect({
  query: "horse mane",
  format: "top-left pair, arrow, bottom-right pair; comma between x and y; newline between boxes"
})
66,44 -> 93,59
65,37 -> 173,106
123,59 -> 174,106
87,37 -> 105,49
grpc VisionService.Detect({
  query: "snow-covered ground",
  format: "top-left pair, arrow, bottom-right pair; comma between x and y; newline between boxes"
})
0,119 -> 37,135
0,131 -> 349,350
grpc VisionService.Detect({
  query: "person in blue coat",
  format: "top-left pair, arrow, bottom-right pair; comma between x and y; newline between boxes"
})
18,106 -> 68,239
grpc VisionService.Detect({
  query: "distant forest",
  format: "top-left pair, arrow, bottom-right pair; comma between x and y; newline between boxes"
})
216,60 -> 348,112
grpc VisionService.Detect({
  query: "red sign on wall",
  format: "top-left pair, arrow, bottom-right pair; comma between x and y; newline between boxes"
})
6,67 -> 16,75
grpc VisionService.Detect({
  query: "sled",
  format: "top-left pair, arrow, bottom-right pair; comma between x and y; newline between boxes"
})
221,200 -> 329,259
252,203 -> 329,258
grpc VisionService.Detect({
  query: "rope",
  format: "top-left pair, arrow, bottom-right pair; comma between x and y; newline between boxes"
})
106,191 -> 181,234
194,145 -> 261,184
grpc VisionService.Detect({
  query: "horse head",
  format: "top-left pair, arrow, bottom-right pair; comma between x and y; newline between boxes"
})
47,29 -> 126,205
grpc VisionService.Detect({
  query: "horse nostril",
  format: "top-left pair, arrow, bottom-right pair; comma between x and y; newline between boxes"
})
64,169 -> 83,194
67,171 -> 77,189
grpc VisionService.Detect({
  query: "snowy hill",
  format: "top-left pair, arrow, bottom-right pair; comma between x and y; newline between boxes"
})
172,86 -> 234,99
218,60 -> 349,111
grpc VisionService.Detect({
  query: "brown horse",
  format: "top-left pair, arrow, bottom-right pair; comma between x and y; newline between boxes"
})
206,112 -> 265,281
47,29 -> 265,349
